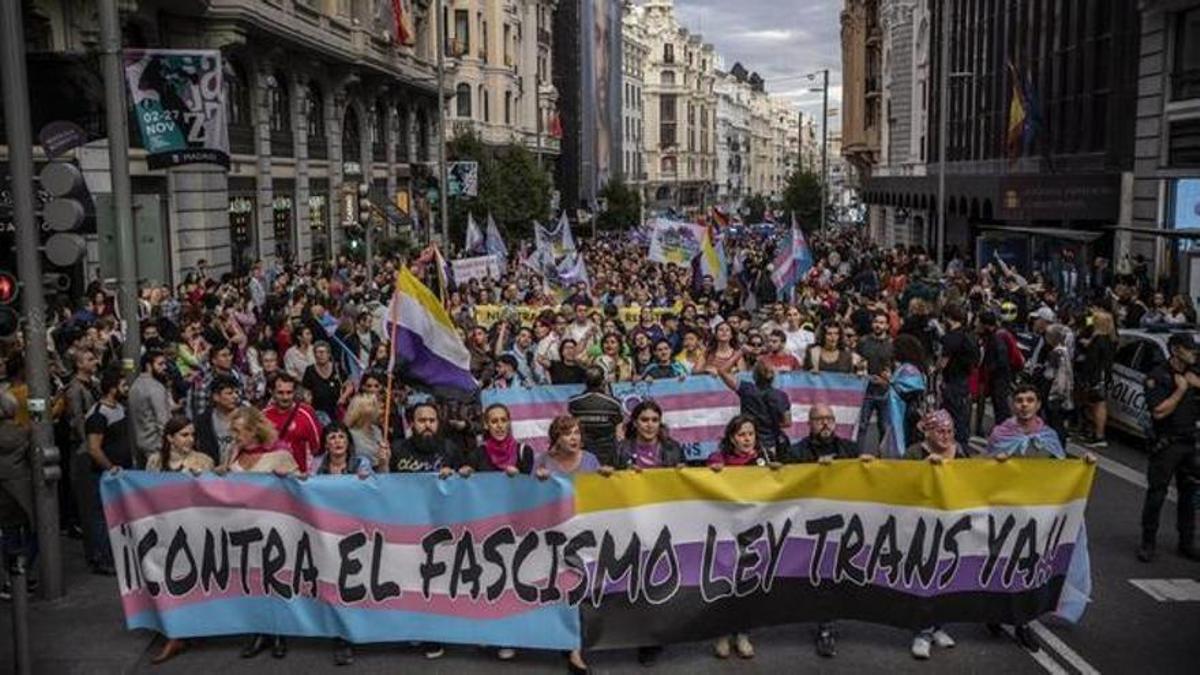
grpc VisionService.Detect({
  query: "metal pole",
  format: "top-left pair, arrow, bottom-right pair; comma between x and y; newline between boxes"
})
99,0 -> 141,368
937,0 -> 949,268
820,69 -> 829,234
0,0 -> 64,601
8,554 -> 31,675
435,0 -> 450,244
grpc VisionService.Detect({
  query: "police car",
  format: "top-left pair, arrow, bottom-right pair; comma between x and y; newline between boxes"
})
1107,326 -> 1200,437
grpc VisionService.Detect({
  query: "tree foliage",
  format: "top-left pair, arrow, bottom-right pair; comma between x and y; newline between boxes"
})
782,170 -> 824,230
744,194 -> 769,224
596,175 -> 642,231
446,132 -> 552,248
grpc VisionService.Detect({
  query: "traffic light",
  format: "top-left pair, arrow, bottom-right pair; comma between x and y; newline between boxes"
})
0,270 -> 17,337
38,160 -> 89,295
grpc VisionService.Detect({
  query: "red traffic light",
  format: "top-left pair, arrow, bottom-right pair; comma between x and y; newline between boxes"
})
0,272 -> 17,305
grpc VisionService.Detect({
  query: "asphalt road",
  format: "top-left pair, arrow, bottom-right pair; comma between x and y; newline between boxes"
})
2,430 -> 1197,674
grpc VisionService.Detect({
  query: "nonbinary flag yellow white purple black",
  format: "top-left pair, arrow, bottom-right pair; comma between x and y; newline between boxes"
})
386,267 -> 477,392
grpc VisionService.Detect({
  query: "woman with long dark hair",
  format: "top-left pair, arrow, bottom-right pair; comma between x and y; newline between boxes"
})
705,415 -> 764,659
479,403 -> 535,475
882,333 -> 929,457
615,400 -> 685,469
140,416 -> 213,664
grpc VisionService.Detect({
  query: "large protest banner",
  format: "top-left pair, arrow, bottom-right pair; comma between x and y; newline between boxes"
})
102,471 -> 580,649
483,372 -> 868,459
123,49 -> 230,169
449,254 -> 502,283
647,219 -> 706,265
105,462 -> 1093,649
570,461 -> 1094,648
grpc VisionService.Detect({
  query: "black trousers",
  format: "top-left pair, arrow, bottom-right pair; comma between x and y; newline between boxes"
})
1140,440 -> 1197,545
942,378 -> 970,449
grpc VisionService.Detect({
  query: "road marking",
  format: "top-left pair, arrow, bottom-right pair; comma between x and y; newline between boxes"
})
1000,626 -> 1070,675
1029,620 -> 1102,675
1061,441 -> 1177,503
1129,578 -> 1200,602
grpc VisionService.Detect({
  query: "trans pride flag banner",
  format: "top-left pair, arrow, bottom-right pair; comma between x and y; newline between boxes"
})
483,372 -> 868,460
102,471 -> 580,649
104,462 -> 1095,649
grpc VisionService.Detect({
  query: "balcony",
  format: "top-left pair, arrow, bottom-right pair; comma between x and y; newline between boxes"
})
538,28 -> 551,47
446,38 -> 467,58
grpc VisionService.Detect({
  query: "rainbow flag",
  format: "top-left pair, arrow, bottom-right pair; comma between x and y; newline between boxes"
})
385,267 -> 476,393
482,373 -> 867,460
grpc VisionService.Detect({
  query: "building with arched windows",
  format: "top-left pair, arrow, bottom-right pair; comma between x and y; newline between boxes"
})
0,0 -> 450,284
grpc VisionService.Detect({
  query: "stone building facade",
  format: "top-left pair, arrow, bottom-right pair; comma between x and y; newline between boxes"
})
4,0 -> 449,285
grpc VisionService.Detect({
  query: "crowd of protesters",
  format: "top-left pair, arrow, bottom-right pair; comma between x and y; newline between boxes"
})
1,216 -> 1194,670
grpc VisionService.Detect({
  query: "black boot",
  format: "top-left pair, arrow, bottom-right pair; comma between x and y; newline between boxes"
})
1137,540 -> 1156,563
241,634 -> 270,659
334,639 -> 354,666
272,635 -> 287,659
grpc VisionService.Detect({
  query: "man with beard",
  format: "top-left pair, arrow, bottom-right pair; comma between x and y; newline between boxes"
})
262,373 -> 322,473
784,403 -> 858,464
390,403 -> 476,484
778,403 -> 856,658
128,350 -> 172,468
81,369 -> 132,575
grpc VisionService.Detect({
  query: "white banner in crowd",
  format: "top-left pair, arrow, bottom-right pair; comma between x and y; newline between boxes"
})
450,254 -> 502,282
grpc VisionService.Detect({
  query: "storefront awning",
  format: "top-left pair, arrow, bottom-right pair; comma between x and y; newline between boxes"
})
975,225 -> 1106,243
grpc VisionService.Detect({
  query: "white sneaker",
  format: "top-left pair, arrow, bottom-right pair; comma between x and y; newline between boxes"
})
931,629 -> 956,648
735,633 -> 755,659
911,635 -> 932,660
497,647 -> 517,660
713,635 -> 731,659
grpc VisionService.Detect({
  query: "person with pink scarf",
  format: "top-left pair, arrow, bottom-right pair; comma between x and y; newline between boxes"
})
478,404 -> 535,475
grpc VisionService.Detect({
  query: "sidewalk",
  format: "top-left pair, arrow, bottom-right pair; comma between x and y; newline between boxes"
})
0,535 -> 154,674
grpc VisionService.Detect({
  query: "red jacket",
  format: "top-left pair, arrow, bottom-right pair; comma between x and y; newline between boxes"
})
263,403 -> 322,473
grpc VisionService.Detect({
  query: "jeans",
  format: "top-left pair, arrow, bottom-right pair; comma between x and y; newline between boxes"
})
1140,440 -> 1197,546
71,453 -> 112,567
942,378 -> 970,449
857,395 -> 889,451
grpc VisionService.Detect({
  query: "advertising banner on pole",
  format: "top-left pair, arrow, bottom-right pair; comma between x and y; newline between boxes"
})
123,49 -> 230,169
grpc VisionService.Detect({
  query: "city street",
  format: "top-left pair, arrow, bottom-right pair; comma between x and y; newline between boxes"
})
4,432 -> 1196,675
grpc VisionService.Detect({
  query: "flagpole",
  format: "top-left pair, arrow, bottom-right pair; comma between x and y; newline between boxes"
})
382,271 -> 403,444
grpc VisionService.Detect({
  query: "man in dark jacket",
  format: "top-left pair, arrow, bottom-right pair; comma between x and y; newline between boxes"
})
568,367 -> 625,466
195,376 -> 242,466
784,404 -> 858,463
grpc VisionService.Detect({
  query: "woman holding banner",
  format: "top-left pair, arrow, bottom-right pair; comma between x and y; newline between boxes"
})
343,394 -> 389,471
141,416 -> 212,665
902,410 -> 961,660
479,404 -> 535,475
222,407 -> 298,659
706,415 -> 768,659
534,415 -> 610,673
615,400 -> 685,470
310,422 -> 371,666
703,322 -> 745,374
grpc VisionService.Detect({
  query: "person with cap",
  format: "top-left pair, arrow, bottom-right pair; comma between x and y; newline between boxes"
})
1137,333 -> 1200,563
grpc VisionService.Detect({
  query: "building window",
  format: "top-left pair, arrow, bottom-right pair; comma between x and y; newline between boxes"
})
456,83 -> 472,118
1169,118 -> 1200,167
306,84 -> 327,159
267,71 -> 293,156
1175,8 -> 1200,100
454,9 -> 470,54
343,106 -> 361,163
662,70 -> 675,86
479,85 -> 489,122
663,42 -> 674,63
225,60 -> 253,154
505,91 -> 512,124
661,156 -> 676,174
660,94 -> 677,148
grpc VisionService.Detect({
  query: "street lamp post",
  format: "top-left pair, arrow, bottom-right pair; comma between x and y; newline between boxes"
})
435,0 -> 450,245
805,69 -> 830,234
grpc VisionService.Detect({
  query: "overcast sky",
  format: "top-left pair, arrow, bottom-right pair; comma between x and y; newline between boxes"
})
673,0 -> 843,132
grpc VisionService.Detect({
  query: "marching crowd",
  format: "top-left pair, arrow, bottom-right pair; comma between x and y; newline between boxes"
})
0,219 -> 1196,672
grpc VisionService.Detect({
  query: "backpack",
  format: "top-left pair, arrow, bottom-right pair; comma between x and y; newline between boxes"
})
998,329 -> 1025,372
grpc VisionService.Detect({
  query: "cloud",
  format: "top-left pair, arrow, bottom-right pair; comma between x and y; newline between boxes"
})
672,0 -> 844,130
